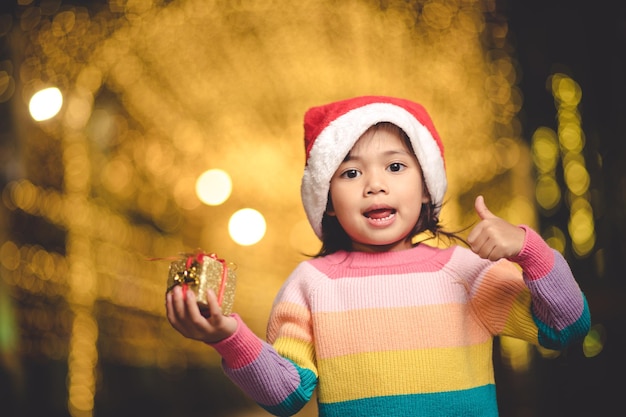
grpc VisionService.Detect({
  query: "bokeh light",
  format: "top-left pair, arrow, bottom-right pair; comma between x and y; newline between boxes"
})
29,87 -> 63,121
535,175 -> 561,212
582,323 -> 605,358
195,169 -> 232,206
228,208 -> 266,246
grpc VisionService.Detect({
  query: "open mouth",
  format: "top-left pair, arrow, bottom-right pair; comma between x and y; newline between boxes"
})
364,208 -> 396,221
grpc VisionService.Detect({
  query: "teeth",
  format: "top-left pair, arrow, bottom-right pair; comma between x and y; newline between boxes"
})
371,214 -> 392,221
365,209 -> 395,220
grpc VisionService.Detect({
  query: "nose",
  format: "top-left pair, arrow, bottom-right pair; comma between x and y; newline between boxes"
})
364,173 -> 388,196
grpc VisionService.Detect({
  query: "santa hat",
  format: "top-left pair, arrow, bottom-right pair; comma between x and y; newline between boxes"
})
301,95 -> 447,240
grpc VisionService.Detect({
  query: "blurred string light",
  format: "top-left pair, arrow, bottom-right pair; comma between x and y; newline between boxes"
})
0,1 -> 540,415
531,127 -> 561,214
552,74 -> 595,257
531,74 -> 601,359
531,74 -> 596,258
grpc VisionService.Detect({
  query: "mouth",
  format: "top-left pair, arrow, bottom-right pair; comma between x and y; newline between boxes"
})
363,207 -> 396,221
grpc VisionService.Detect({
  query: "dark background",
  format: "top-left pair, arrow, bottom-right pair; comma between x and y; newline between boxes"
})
498,1 -> 625,415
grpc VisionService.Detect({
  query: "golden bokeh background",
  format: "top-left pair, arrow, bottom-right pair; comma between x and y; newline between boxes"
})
0,0 -> 622,416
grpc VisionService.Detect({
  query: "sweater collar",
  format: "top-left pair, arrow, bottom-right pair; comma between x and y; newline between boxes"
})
323,243 -> 443,268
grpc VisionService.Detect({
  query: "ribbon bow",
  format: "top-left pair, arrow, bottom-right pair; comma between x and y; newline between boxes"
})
167,251 -> 229,306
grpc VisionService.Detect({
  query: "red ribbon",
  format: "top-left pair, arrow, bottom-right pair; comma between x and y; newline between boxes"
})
185,252 -> 228,306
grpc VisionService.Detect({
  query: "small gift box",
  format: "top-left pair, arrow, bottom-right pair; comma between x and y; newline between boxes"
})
166,252 -> 237,316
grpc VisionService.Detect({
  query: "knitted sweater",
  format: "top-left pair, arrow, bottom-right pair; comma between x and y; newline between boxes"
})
211,226 -> 591,416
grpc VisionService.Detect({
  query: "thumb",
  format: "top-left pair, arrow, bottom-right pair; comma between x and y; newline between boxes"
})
475,195 -> 497,220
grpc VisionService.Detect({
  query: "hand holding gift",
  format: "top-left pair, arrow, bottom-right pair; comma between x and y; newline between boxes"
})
165,251 -> 238,344
166,251 -> 237,316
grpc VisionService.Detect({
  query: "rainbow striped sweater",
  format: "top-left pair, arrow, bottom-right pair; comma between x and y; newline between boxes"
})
211,226 -> 590,416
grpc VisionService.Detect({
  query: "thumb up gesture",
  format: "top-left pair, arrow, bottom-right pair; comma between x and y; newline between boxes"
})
467,195 -> 525,261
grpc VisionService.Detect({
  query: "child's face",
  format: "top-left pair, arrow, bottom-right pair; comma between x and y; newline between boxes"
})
327,125 -> 430,252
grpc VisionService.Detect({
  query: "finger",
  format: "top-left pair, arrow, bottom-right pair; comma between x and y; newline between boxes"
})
471,239 -> 489,258
170,286 -> 188,319
204,289 -> 224,320
166,289 -> 192,334
183,288 -> 212,323
467,220 -> 488,248
482,243 -> 498,261
474,239 -> 495,260
165,291 -> 177,324
185,285 -> 198,310
466,223 -> 481,245
474,195 -> 497,220
183,290 -> 214,330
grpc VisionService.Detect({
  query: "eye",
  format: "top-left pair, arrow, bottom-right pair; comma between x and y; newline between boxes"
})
388,162 -> 406,172
340,169 -> 360,179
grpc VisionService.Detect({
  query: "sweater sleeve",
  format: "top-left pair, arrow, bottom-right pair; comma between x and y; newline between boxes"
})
209,268 -> 318,417
507,225 -> 591,349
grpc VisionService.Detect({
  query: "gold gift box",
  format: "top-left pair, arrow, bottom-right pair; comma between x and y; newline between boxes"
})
166,252 -> 237,316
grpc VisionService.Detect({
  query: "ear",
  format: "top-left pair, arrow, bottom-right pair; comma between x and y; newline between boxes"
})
326,208 -> 336,216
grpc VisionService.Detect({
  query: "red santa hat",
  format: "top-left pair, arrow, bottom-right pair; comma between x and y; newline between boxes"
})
301,95 -> 447,240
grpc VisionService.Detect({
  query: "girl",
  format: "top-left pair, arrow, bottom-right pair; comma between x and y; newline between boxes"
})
166,96 -> 591,416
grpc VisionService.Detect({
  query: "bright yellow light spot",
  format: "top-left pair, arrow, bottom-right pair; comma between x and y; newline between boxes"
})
559,124 -> 584,153
535,175 -> 561,211
583,324 -> 605,358
531,127 -> 559,174
568,199 -> 595,243
568,201 -> 596,256
29,87 -> 63,121
195,169 -> 232,206
228,208 -> 266,246
552,73 -> 582,106
564,160 -> 590,195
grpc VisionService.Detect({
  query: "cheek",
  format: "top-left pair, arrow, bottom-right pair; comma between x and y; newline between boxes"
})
327,191 -> 344,216
328,187 -> 359,224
